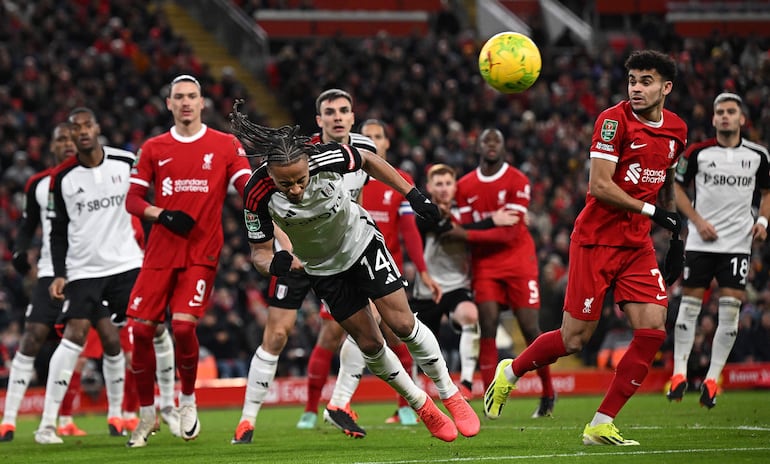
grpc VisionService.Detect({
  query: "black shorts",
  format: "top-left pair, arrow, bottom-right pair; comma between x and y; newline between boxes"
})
265,272 -> 312,309
26,276 -> 63,327
411,288 -> 473,335
62,268 -> 140,324
308,235 -> 404,322
683,250 -> 749,290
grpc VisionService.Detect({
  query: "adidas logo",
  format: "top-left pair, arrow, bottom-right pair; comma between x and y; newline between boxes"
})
708,161 -> 717,168
285,210 -> 296,218
676,323 -> 688,331
386,372 -> 399,381
624,162 -> 642,184
54,380 -> 68,387
256,381 -> 269,388
384,273 -> 397,284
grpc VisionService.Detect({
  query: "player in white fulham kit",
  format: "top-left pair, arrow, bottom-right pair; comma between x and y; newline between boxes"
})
668,92 -> 770,408
33,108 -> 144,444
1,123 -> 80,442
232,103 -> 480,442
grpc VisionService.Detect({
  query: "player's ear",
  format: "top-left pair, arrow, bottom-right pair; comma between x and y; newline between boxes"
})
315,114 -> 322,129
662,80 -> 673,96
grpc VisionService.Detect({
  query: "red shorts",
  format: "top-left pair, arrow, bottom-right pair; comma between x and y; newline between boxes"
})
472,275 -> 541,310
81,327 -> 133,359
127,265 -> 217,321
564,242 -> 668,321
319,302 -> 334,321
81,328 -> 102,359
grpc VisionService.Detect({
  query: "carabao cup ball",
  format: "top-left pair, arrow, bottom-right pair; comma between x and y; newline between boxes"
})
479,32 -> 541,93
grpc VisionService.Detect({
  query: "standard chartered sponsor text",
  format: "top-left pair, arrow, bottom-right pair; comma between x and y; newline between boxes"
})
175,179 -> 210,193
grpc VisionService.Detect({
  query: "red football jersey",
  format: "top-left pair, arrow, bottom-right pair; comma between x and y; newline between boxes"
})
130,125 -> 252,268
573,101 -> 688,246
361,169 -> 414,271
455,163 -> 538,279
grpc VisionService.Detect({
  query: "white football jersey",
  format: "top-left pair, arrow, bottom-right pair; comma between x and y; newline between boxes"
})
48,146 -> 144,281
676,138 -> 770,254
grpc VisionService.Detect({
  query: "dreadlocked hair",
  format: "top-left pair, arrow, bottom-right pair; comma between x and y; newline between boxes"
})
229,99 -> 318,165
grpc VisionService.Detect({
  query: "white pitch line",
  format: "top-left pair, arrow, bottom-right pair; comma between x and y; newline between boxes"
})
352,447 -> 770,464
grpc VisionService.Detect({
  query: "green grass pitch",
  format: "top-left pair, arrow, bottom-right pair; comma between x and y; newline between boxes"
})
3,391 -> 769,463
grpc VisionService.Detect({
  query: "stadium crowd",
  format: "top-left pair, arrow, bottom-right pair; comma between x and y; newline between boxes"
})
2,0 -> 770,394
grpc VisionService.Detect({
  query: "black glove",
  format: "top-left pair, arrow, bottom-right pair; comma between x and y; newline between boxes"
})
406,188 -> 441,223
12,251 -> 31,275
651,207 -> 682,236
157,210 -> 195,236
663,238 -> 685,286
269,250 -> 293,277
435,217 -> 453,235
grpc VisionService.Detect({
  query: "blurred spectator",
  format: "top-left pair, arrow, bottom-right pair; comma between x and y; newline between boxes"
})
2,151 -> 35,191
197,288 -> 249,379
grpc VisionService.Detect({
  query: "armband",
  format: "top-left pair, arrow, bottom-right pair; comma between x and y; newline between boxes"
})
757,216 -> 768,229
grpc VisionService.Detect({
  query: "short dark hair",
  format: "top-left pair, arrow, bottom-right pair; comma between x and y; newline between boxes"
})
359,118 -> 387,134
68,107 -> 96,122
625,50 -> 677,82
52,121 -> 72,135
315,89 -> 352,114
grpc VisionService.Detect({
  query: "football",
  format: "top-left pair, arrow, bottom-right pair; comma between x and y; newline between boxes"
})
478,32 -> 542,93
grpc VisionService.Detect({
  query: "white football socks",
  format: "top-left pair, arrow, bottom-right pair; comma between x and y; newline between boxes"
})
102,351 -> 126,419
672,295 -> 701,376
154,327 -> 176,410
39,339 -> 82,429
239,346 -> 279,425
401,318 -> 457,399
328,336 -> 366,409
362,345 -> 427,409
459,323 -> 479,385
2,352 -> 35,425
706,297 -> 741,381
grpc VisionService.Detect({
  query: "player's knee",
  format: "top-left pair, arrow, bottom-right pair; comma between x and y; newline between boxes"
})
63,319 -> 91,346
562,332 -> 587,354
264,329 -> 289,353
354,337 -> 384,357
453,302 -> 478,326
19,325 -> 49,355
129,318 -> 156,344
171,318 -> 197,344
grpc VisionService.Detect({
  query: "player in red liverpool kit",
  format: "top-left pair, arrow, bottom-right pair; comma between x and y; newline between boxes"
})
484,50 -> 688,446
450,127 -> 555,417
125,75 -> 252,447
